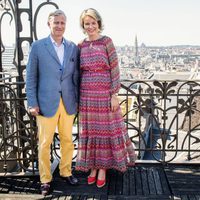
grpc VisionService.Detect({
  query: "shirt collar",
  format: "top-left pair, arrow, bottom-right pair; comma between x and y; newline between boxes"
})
50,35 -> 65,47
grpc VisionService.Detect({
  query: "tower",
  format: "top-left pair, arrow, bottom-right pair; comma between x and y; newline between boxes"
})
134,35 -> 140,66
135,35 -> 138,58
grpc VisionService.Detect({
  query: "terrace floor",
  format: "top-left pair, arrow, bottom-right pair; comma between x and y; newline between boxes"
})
0,163 -> 199,200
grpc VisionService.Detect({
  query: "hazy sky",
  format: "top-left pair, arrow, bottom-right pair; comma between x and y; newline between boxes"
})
3,0 -> 200,46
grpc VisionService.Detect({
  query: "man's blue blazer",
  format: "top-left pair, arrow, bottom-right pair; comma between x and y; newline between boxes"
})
26,36 -> 79,117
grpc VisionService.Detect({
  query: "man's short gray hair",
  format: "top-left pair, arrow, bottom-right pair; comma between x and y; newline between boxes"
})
48,9 -> 67,22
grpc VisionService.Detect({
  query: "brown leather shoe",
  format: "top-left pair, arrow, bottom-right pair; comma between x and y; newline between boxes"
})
41,182 -> 51,196
61,175 -> 79,185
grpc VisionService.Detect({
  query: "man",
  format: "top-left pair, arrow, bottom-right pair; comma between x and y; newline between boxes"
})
26,9 -> 79,196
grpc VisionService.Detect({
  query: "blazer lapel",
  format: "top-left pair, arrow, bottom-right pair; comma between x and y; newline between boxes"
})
44,37 -> 61,66
62,39 -> 73,75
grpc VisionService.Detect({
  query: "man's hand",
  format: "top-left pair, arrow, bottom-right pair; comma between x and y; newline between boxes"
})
29,106 -> 40,116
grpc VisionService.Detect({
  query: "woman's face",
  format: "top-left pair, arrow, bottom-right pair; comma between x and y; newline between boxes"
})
83,15 -> 99,38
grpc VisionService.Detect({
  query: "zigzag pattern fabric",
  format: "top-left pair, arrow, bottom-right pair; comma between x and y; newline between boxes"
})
75,36 -> 136,172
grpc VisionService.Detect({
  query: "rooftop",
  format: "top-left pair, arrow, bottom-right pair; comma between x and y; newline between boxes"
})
0,164 -> 199,200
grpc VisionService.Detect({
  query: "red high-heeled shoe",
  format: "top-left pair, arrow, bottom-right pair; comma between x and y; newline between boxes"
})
97,178 -> 106,188
97,170 -> 106,188
88,175 -> 96,185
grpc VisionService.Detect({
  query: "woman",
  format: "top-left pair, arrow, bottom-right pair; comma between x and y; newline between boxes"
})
75,8 -> 136,188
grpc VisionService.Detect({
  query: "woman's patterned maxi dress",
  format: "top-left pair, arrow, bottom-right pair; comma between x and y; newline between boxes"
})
75,36 -> 136,172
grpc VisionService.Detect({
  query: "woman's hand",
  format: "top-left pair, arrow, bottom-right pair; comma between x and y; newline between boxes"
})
111,94 -> 119,112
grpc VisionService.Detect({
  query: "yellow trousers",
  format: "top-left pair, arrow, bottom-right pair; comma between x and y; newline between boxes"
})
36,98 -> 75,183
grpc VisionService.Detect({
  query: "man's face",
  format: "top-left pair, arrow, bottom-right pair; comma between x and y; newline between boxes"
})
48,15 -> 66,38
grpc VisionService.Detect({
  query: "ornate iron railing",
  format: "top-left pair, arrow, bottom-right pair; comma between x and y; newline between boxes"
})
0,0 -> 60,176
120,79 -> 200,164
1,77 -> 200,176
0,75 -> 37,175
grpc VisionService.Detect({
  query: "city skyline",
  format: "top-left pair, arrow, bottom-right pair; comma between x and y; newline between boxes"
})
2,0 -> 200,46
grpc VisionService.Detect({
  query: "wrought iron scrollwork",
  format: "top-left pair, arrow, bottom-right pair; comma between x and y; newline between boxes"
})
0,82 -> 38,174
0,0 -> 60,175
120,80 -> 200,163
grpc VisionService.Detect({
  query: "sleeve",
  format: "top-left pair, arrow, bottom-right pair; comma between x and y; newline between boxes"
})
105,37 -> 121,95
26,42 -> 39,108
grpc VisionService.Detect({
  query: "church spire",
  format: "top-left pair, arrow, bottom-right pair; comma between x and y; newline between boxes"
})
135,35 -> 138,58
134,35 -> 140,66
